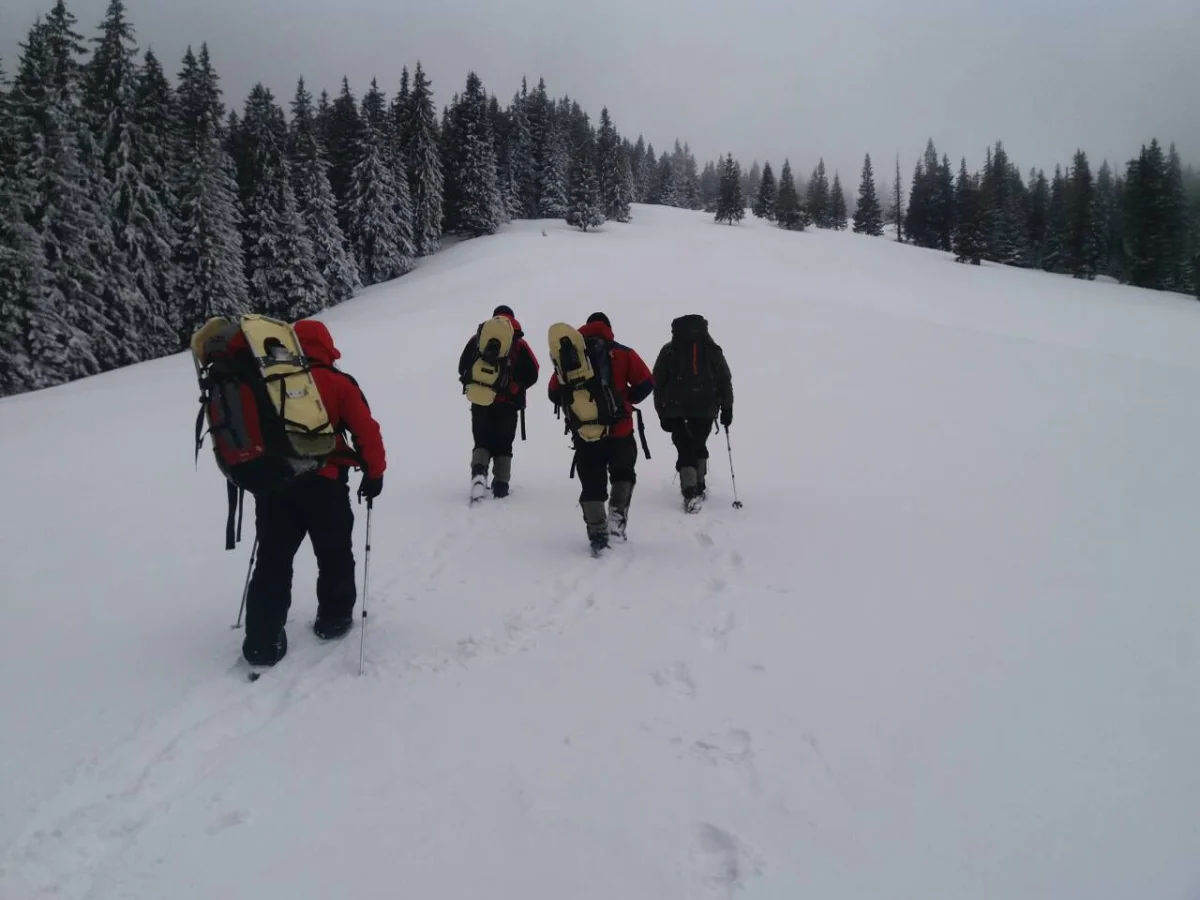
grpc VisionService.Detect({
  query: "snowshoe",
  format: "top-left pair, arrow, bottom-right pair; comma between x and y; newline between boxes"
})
470,474 -> 489,504
609,508 -> 628,540
589,532 -> 610,557
242,629 -> 287,667
684,494 -> 703,514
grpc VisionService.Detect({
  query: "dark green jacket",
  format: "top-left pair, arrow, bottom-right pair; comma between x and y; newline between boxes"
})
652,315 -> 733,420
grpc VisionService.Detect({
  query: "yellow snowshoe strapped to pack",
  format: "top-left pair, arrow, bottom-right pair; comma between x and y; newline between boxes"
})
548,322 -> 623,442
192,314 -> 339,546
463,315 -> 516,406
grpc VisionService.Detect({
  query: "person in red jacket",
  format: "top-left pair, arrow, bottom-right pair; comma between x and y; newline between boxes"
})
242,319 -> 387,667
547,312 -> 654,552
458,305 -> 540,498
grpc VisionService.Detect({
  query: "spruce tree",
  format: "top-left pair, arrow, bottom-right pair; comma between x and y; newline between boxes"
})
444,72 -> 502,236
744,161 -> 762,209
775,159 -> 804,230
596,107 -> 629,222
396,62 -> 443,254
565,134 -> 603,232
807,159 -> 830,227
1092,161 -> 1122,281
829,172 -> 848,230
630,135 -> 647,202
11,8 -> 111,382
699,160 -> 720,212
505,84 -> 537,218
1043,164 -> 1067,273
237,84 -> 326,318
174,45 -> 248,336
952,158 -> 984,264
1164,144 -> 1191,293
1064,149 -> 1097,279
754,161 -> 778,221
1124,140 -> 1171,290
1027,168 -> 1050,269
714,153 -> 745,225
325,78 -> 363,231
891,154 -> 904,240
346,119 -> 411,284
852,154 -> 883,235
85,2 -> 174,356
289,78 -> 359,305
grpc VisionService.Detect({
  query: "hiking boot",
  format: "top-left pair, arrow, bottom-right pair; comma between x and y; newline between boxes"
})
313,615 -> 353,640
697,458 -> 708,498
243,628 -> 287,667
492,456 -> 511,498
471,448 -> 490,478
582,500 -> 609,552
679,465 -> 699,499
609,481 -> 633,540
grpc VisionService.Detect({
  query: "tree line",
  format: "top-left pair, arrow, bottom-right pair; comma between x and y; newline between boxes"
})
0,0 -> 676,397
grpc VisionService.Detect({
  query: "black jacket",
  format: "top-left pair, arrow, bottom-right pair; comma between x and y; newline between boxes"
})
652,315 -> 733,420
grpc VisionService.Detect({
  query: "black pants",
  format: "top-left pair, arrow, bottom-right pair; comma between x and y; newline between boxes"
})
574,435 -> 638,503
245,476 -> 356,647
670,418 -> 715,470
471,403 -> 520,458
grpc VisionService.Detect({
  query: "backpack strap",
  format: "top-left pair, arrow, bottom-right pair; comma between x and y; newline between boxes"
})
225,482 -> 244,551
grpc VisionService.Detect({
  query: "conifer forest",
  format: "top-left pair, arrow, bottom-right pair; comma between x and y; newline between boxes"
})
1,0 -> 1197,398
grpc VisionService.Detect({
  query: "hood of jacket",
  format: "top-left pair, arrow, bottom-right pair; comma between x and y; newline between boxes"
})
671,314 -> 709,342
496,313 -> 524,339
294,319 -> 341,366
579,320 -> 615,343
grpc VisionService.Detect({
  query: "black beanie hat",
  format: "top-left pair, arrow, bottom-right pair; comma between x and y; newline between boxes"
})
493,304 -> 514,317
586,311 -> 611,327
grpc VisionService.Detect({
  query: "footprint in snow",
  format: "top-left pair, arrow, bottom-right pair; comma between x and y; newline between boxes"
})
651,661 -> 696,699
691,823 -> 763,896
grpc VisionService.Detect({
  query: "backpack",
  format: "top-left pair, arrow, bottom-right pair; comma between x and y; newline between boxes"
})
191,314 -> 338,500
462,316 -> 515,406
548,322 -> 624,442
663,315 -> 720,417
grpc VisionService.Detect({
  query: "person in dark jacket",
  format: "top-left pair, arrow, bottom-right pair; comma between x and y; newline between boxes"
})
547,312 -> 654,551
653,314 -> 733,508
458,305 -> 540,498
242,319 -> 387,667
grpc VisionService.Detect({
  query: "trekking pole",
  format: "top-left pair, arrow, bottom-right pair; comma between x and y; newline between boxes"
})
233,536 -> 258,629
724,427 -> 743,509
358,498 -> 373,676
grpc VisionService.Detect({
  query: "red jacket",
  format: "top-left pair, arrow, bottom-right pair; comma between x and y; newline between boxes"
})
294,320 -> 387,480
547,320 -> 654,439
458,314 -> 540,407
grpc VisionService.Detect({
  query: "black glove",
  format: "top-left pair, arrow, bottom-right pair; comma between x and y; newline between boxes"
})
358,474 -> 384,501
720,408 -> 733,428
659,417 -> 674,433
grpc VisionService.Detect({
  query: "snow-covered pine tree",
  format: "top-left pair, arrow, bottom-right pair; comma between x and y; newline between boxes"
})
565,134 -> 604,232
775,158 -> 804,230
362,79 -> 417,258
395,62 -> 444,255
654,152 -> 676,207
504,84 -> 536,219
390,65 -> 409,148
752,161 -> 777,220
346,118 -> 411,284
952,158 -> 984,264
444,72 -> 502,236
630,134 -> 647,202
85,0 -> 178,356
852,154 -> 883,235
325,78 -> 363,232
1123,140 -> 1173,291
289,78 -> 359,305
1042,164 -> 1067,273
698,160 -> 719,212
0,58 -> 44,395
807,159 -> 829,227
596,107 -> 628,222
174,44 -> 248,337
891,154 -> 904,241
1092,161 -> 1123,281
236,83 -> 326,318
714,153 -> 745,225
9,9 -> 111,384
744,161 -> 761,210
1063,149 -> 1097,279
1164,144 -> 1192,293
642,141 -> 658,202
678,142 -> 700,209
829,172 -> 848,230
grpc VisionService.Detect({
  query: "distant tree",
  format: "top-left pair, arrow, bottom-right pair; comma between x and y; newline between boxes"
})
852,154 -> 883,235
828,171 -> 848,230
952,158 -> 984,264
1026,168 -> 1050,268
345,118 -> 412,284
743,161 -> 761,208
699,160 -> 720,212
1042,164 -> 1067,273
596,107 -> 629,222
1092,160 -> 1123,281
443,72 -> 502,236
775,158 -> 804,230
1123,140 -> 1172,290
289,77 -> 360,304
565,134 -> 603,231
754,161 -> 778,221
325,77 -> 363,231
714,153 -> 745,224
890,154 -> 904,240
807,159 -> 830,227
1063,149 -> 1097,279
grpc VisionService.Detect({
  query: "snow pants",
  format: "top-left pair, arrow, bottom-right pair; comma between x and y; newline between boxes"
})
574,435 -> 638,503
244,475 -> 356,649
669,418 -> 716,471
471,403 -> 520,462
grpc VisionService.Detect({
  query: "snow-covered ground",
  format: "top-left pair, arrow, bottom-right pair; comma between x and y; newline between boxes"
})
3,205 -> 1199,899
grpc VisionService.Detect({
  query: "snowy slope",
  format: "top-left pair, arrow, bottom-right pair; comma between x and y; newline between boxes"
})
3,205 -> 1200,900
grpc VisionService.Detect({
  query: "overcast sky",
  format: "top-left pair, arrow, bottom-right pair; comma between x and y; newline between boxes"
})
3,0 -> 1198,185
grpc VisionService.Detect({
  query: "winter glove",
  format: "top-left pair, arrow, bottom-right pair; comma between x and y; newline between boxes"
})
659,417 -> 674,434
358,474 -> 384,501
720,408 -> 733,429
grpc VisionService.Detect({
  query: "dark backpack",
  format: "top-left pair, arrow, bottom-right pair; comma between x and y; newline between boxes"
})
666,335 -> 719,415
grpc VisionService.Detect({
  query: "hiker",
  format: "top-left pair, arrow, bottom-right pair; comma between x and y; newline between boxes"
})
548,312 -> 654,552
242,319 -> 386,666
458,304 -> 540,499
653,314 -> 733,511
